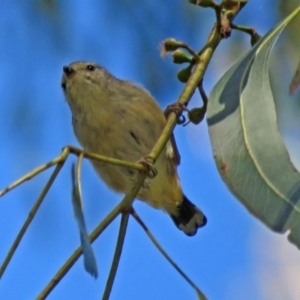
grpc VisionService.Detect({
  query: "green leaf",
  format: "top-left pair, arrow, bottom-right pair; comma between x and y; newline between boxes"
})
207,7 -> 300,247
289,60 -> 300,95
71,164 -> 98,278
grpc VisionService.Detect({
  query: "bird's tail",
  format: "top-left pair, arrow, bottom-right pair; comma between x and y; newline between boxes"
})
170,195 -> 207,236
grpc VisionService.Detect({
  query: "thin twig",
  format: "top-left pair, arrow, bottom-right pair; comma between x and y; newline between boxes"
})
72,154 -> 98,277
75,153 -> 84,202
36,175 -> 146,300
0,161 -> 66,279
102,211 -> 130,300
0,147 -> 70,197
198,80 -> 208,110
214,3 -> 222,28
231,23 -> 256,35
131,209 -> 207,300
0,146 -> 146,198
180,43 -> 200,61
68,146 -> 146,173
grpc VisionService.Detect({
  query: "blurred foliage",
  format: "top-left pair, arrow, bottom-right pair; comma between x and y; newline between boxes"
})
278,0 -> 300,49
270,0 -> 300,141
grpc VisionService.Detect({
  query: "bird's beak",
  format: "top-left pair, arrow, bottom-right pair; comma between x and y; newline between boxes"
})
63,66 -> 75,76
61,66 -> 75,90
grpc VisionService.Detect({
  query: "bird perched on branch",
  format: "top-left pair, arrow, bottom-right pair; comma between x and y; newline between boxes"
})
61,61 -> 207,236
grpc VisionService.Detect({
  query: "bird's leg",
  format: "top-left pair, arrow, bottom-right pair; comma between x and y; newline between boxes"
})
137,156 -> 157,179
164,102 -> 189,125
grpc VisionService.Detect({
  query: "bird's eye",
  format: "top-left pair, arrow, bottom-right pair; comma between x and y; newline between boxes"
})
86,65 -> 95,71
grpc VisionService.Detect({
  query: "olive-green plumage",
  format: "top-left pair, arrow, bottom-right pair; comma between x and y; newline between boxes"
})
62,61 -> 206,235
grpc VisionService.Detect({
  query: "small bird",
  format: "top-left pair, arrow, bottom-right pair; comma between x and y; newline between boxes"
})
61,61 -> 207,236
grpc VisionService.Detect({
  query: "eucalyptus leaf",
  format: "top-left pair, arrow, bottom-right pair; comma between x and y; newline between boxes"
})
71,164 -> 98,278
289,60 -> 300,95
207,7 -> 300,247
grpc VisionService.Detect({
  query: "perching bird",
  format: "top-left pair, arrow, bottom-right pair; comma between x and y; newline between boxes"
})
61,61 -> 207,236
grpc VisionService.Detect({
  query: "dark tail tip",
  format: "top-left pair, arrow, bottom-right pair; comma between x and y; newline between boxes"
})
170,195 -> 207,236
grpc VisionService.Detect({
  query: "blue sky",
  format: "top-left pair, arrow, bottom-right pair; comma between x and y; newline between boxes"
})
1,1 -> 299,299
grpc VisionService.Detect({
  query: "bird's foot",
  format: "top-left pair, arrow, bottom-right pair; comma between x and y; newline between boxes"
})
138,156 -> 157,179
